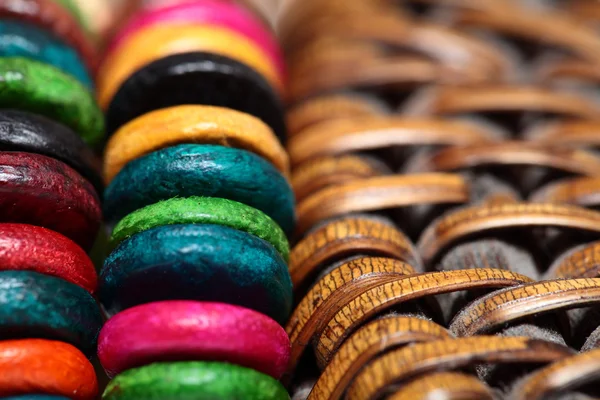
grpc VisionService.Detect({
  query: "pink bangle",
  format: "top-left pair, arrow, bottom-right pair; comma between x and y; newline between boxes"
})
106,0 -> 286,80
97,301 -> 291,379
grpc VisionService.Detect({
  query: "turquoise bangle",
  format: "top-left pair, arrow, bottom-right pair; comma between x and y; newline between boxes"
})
103,361 -> 290,400
100,224 -> 293,324
0,270 -> 103,356
104,144 -> 295,234
0,21 -> 93,88
111,196 -> 290,261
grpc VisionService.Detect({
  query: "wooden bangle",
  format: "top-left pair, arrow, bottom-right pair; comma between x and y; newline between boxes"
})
289,216 -> 421,290
103,105 -> 289,184
0,339 -> 97,399
0,223 -> 97,293
100,224 -> 293,324
105,52 -> 285,141
407,86 -> 600,120
307,316 -> 450,400
0,58 -> 104,148
405,142 -> 600,178
103,361 -> 288,400
315,268 -> 532,368
286,93 -> 387,137
292,155 -> 388,203
0,152 -> 101,251
0,110 -> 102,194
296,174 -> 469,237
288,117 -> 498,167
418,203 -> 600,266
530,177 -> 600,206
0,270 -> 102,356
98,301 -> 289,379
0,21 -> 92,88
511,348 -> 600,400
450,278 -> 600,337
546,241 -> 600,279
286,257 -> 416,375
387,372 -> 495,400
111,196 -> 289,260
97,24 -> 282,109
0,0 -> 97,73
104,144 -> 295,235
346,336 -> 571,400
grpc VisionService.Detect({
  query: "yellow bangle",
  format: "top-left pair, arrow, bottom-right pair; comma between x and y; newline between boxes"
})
103,105 -> 290,184
97,23 -> 283,109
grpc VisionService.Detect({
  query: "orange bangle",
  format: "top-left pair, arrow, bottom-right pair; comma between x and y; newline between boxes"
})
104,105 -> 290,184
0,339 -> 98,399
97,23 -> 283,109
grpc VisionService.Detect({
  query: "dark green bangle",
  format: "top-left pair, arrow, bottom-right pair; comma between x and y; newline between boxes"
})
0,270 -> 103,356
111,196 -> 289,261
103,361 -> 290,400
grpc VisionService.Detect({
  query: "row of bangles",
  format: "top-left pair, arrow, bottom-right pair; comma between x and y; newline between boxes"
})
0,0 -> 293,399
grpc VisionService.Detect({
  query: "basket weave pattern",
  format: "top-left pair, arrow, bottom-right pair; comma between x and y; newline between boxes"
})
281,1 -> 600,399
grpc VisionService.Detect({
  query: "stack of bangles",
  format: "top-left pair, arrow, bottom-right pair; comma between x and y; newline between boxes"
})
95,0 -> 293,399
0,0 -> 114,398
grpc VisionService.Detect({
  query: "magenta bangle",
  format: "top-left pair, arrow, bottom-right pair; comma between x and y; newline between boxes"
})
97,301 -> 291,379
105,0 -> 286,80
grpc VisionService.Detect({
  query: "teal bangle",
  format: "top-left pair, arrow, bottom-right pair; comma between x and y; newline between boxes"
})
100,224 -> 293,324
103,361 -> 290,400
111,196 -> 289,261
0,21 -> 93,88
104,144 -> 295,234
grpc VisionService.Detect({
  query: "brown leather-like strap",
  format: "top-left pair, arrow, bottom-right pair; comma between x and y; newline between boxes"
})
288,117 -> 498,166
315,268 -> 532,366
511,348 -> 600,400
346,336 -> 572,400
406,86 -> 600,120
455,7 -> 600,64
530,177 -> 600,206
285,257 -> 415,377
547,241 -> 600,279
292,155 -> 387,203
388,372 -> 495,400
418,203 -> 600,265
289,216 -> 420,289
527,121 -> 600,148
450,278 -> 600,336
405,142 -> 600,177
296,174 -> 469,236
307,317 -> 450,400
286,93 -> 387,137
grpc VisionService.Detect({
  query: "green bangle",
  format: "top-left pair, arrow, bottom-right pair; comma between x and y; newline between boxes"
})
110,196 -> 289,261
0,57 -> 104,148
103,361 -> 290,400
